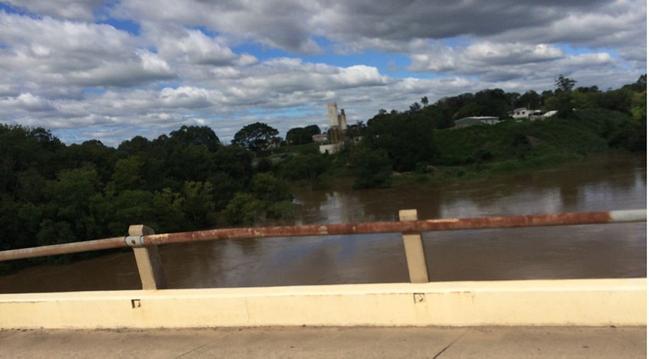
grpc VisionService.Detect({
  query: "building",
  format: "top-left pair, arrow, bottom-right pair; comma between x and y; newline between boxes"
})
319,103 -> 348,154
512,108 -> 542,119
512,108 -> 558,121
327,103 -> 347,130
454,116 -> 501,128
319,143 -> 344,155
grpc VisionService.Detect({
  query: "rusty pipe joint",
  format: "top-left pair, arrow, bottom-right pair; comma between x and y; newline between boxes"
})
124,235 -> 145,248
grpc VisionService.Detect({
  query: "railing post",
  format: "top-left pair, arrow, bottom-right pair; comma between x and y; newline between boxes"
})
399,209 -> 429,283
128,224 -> 166,290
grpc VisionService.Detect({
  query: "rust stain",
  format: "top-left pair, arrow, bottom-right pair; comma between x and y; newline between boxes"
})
0,210 -> 628,262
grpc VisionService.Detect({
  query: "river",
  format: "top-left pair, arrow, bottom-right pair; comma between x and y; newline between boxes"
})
0,153 -> 645,293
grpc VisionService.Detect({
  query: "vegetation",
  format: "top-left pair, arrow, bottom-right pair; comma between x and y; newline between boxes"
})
0,74 -> 645,271
285,124 -> 321,145
232,122 -> 280,154
0,124 -> 293,271
347,74 -> 646,187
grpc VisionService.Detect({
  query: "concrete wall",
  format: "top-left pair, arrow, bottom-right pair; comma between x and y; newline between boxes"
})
0,278 -> 644,329
319,143 -> 343,154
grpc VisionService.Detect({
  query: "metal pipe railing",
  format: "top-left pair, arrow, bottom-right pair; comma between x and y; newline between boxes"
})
0,209 -> 644,263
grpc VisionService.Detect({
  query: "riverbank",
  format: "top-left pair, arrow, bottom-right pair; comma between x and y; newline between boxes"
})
280,108 -> 644,191
390,151 -> 643,187
292,151 -> 644,193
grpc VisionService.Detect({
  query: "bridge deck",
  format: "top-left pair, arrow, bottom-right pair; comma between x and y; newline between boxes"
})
0,327 -> 645,358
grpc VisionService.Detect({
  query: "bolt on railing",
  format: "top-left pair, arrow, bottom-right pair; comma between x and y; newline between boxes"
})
0,209 -> 645,289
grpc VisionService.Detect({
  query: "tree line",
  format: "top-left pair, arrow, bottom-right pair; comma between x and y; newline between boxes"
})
0,74 -> 645,270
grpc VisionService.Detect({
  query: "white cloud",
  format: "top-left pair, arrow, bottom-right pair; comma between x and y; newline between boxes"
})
0,1 -> 643,145
1,93 -> 55,112
3,0 -> 104,20
156,29 -> 257,67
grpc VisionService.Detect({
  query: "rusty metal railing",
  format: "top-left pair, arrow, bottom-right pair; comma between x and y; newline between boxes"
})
0,209 -> 645,289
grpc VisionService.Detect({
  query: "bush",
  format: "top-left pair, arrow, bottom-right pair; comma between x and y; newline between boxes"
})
350,147 -> 392,189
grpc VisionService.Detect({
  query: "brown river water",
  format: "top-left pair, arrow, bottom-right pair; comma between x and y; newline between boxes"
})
0,153 -> 645,293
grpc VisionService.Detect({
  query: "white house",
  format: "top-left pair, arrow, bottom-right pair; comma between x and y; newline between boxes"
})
512,108 -> 542,119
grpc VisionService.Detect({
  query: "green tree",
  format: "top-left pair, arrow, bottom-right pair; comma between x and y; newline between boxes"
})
232,122 -> 280,153
168,126 -> 221,151
286,125 -> 321,145
251,173 -> 292,203
221,193 -> 265,225
182,181 -> 217,228
409,102 -> 421,112
350,146 -> 392,189
110,156 -> 145,191
631,91 -> 646,122
555,74 -> 576,92
279,153 -> 329,182
152,189 -> 187,232
514,90 -> 542,109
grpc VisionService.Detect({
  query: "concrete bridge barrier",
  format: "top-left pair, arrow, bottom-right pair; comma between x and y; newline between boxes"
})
0,278 -> 644,329
0,209 -> 645,329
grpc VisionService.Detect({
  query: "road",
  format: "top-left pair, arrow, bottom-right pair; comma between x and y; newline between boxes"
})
0,326 -> 645,358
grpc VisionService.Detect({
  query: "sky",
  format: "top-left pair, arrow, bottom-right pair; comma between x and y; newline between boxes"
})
0,0 -> 645,146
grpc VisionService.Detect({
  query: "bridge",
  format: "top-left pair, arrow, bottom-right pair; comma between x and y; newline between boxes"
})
0,209 -> 645,357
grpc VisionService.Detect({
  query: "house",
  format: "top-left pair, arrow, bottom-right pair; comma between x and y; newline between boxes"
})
454,116 -> 501,128
512,108 -> 542,119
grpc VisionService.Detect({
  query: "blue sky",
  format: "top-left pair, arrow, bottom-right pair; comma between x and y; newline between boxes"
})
0,0 -> 645,145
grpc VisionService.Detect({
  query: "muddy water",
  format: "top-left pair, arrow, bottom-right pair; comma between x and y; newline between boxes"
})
0,153 -> 645,293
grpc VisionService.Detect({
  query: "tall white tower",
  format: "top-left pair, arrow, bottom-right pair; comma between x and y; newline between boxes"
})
327,103 -> 339,127
338,108 -> 348,131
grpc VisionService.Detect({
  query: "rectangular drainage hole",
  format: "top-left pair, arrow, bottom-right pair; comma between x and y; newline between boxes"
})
413,293 -> 425,303
131,299 -> 141,309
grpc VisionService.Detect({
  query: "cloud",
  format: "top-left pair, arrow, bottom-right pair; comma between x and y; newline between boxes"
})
114,0 -> 322,52
0,1 -> 643,146
0,11 -> 174,90
3,0 -> 104,20
1,93 -> 55,112
410,42 -> 565,72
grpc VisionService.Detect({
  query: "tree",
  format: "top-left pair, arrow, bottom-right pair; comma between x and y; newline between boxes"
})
286,125 -> 321,145
181,181 -> 217,228
221,193 -> 264,225
420,96 -> 429,106
232,122 -> 280,153
169,126 -> 221,151
555,74 -> 576,93
514,90 -> 542,109
279,153 -> 329,182
110,156 -> 145,191
545,93 -> 574,117
346,121 -> 366,140
251,173 -> 292,203
409,102 -> 421,112
350,146 -> 392,189
117,136 -> 150,155
546,75 -> 577,116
